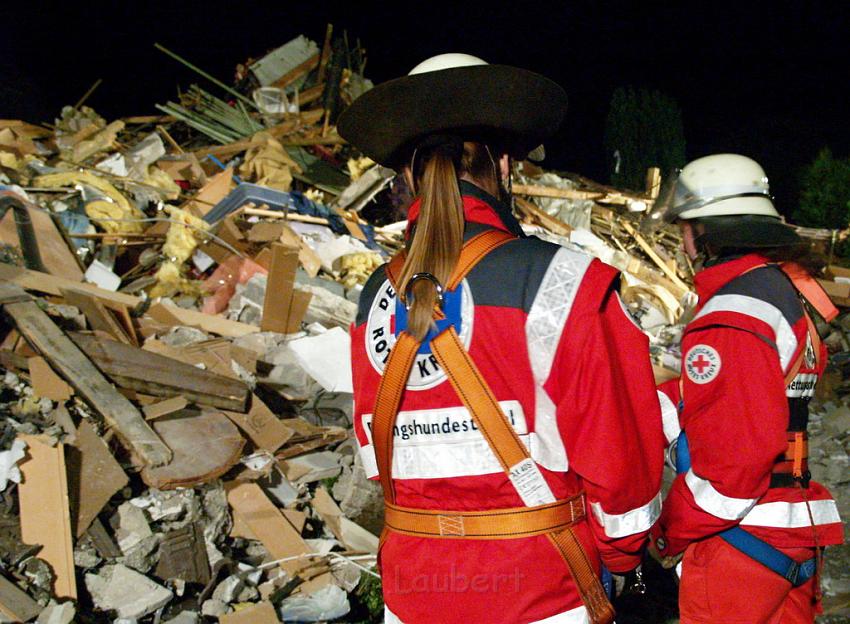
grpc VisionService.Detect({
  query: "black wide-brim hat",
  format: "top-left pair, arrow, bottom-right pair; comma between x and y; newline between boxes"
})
337,63 -> 568,168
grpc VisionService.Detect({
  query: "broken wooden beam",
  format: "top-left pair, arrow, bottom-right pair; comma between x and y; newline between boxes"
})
514,196 -> 573,237
0,263 -> 257,338
69,332 -> 250,412
0,573 -> 40,623
0,284 -> 171,467
513,183 -> 605,201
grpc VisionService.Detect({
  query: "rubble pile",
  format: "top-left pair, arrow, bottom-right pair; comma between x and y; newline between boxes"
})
0,25 -> 847,622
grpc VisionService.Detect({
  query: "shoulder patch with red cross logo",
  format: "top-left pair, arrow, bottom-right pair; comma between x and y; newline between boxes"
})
684,344 -> 722,384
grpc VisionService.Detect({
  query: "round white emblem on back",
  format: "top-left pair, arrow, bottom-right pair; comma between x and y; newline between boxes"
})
365,278 -> 475,390
684,344 -> 722,384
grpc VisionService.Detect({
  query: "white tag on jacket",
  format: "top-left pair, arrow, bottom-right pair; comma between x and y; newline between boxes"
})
786,373 -> 817,398
509,458 -> 556,507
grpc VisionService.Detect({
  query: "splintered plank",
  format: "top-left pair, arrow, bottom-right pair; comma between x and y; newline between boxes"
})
18,435 -> 77,599
0,574 -> 40,623
60,287 -> 133,344
0,263 -> 257,338
69,332 -> 250,412
1,285 -> 171,467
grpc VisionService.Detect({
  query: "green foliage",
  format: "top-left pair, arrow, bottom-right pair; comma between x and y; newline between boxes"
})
350,570 -> 383,623
794,148 -> 850,230
604,87 -> 686,191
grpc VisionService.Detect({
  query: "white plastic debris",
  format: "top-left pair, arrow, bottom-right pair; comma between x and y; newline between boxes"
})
278,584 -> 350,622
288,327 -> 352,392
0,438 -> 27,492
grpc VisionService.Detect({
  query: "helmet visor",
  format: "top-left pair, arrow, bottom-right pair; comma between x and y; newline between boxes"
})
641,169 -> 774,234
640,169 -> 680,235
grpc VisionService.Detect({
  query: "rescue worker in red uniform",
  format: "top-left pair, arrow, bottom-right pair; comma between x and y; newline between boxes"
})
647,154 -> 844,623
338,54 -> 664,624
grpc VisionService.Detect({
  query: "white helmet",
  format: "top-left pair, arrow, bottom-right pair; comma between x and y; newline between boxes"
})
408,53 -> 487,75
662,153 -> 780,222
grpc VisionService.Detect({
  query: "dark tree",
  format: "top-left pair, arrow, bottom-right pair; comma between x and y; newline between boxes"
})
794,147 -> 850,230
604,87 -> 686,192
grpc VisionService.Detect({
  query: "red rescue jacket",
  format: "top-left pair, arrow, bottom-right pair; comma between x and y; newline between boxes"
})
351,183 -> 664,624
652,254 -> 843,558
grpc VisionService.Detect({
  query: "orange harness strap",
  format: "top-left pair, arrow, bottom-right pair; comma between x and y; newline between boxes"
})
384,494 -> 586,539
373,230 -> 614,624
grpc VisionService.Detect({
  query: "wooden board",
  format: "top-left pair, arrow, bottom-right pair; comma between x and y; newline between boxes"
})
69,332 -> 250,412
141,410 -> 245,490
143,396 -> 189,420
220,601 -> 280,623
225,482 -> 311,577
261,243 -> 311,334
222,394 -> 294,453
60,287 -> 133,344
0,574 -> 40,623
70,419 -> 129,538
0,263 -> 258,338
2,286 -> 171,467
0,202 -> 83,281
18,435 -> 77,599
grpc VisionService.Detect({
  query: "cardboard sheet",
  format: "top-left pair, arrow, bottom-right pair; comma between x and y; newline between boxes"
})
71,419 -> 129,538
28,355 -> 73,402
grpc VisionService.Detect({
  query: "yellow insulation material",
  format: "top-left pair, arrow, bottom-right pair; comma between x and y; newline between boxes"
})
150,206 -> 210,298
33,170 -> 146,234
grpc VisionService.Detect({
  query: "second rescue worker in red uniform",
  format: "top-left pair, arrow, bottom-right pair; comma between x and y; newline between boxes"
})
647,154 -> 844,623
338,54 -> 664,624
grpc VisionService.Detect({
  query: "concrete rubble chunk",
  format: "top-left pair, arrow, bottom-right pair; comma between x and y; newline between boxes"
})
162,612 -> 200,624
201,599 -> 229,618
283,451 -> 342,484
212,573 -> 246,604
85,564 -> 172,619
111,501 -> 153,554
160,326 -> 211,347
333,451 -> 384,534
35,601 -> 75,624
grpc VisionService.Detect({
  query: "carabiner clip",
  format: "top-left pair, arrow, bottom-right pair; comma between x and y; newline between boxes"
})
404,272 -> 444,311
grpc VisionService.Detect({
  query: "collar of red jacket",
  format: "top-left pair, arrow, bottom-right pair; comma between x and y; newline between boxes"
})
405,180 -> 525,238
694,252 -> 771,305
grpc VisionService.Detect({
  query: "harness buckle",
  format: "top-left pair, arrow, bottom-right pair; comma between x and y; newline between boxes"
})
404,273 -> 444,311
785,561 -> 801,584
795,469 -> 812,489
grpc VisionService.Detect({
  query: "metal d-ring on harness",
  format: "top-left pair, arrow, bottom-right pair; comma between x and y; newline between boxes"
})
403,272 -> 444,311
674,262 -> 838,590
372,229 -> 615,624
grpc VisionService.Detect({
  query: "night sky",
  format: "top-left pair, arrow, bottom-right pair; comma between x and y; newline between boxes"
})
3,1 -> 848,215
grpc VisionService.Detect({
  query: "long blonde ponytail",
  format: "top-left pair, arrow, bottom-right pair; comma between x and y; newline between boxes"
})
396,144 -> 465,341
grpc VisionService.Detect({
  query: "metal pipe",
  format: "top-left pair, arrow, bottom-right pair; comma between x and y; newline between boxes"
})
0,194 -> 47,272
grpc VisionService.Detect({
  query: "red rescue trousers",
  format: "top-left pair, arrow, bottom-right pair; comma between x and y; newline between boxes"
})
679,536 -> 818,624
